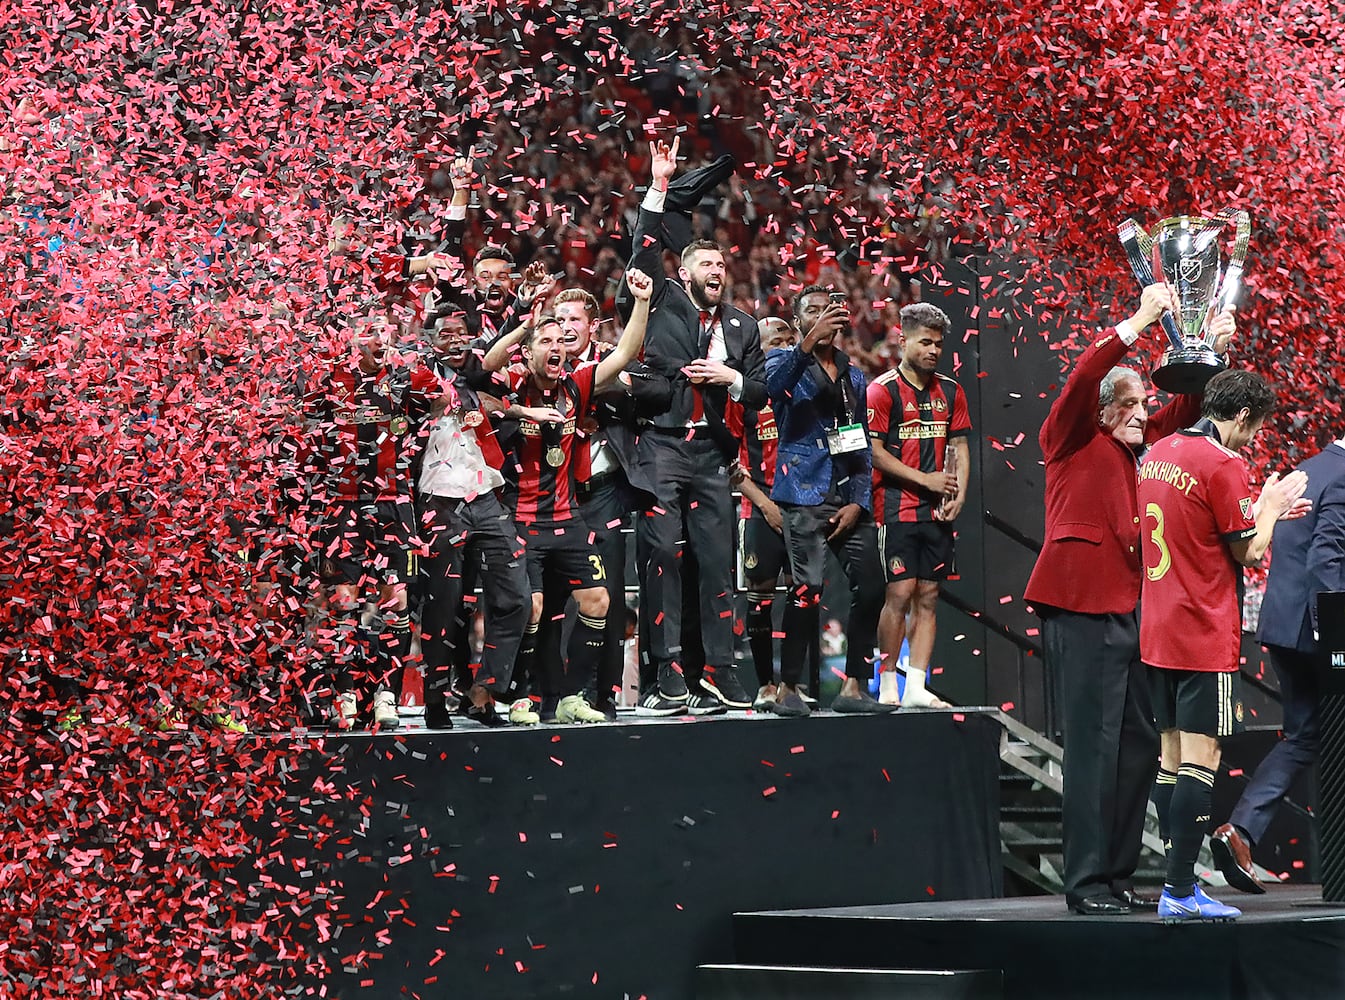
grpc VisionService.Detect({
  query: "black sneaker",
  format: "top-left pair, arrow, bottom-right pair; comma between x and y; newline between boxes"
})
700,666 -> 751,709
686,692 -> 728,716
657,661 -> 689,702
635,691 -> 686,717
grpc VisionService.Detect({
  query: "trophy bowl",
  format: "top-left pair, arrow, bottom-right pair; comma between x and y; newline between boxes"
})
1118,209 -> 1249,395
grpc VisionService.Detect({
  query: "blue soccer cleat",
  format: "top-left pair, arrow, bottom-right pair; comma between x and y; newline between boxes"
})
1158,884 -> 1242,924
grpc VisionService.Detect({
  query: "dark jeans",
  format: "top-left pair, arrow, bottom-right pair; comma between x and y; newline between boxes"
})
1044,607 -> 1160,905
780,494 -> 883,685
1230,644 -> 1320,845
420,491 -> 529,700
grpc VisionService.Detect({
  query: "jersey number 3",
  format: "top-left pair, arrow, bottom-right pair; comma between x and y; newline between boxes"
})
1144,502 -> 1172,582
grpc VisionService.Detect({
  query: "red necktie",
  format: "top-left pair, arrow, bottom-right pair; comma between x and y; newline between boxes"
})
691,311 -> 714,422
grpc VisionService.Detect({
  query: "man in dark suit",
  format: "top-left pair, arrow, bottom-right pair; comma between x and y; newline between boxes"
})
1024,284 -> 1234,915
617,136 -> 768,715
1212,436 -> 1345,891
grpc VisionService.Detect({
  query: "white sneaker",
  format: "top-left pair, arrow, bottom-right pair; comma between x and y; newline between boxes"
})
557,694 -> 607,724
335,691 -> 359,730
878,671 -> 902,706
509,698 -> 541,725
372,689 -> 400,731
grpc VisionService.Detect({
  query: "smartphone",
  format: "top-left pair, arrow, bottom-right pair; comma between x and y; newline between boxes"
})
828,291 -> 846,305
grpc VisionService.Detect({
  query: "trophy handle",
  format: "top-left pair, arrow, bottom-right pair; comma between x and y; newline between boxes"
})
1118,218 -> 1182,351
1214,208 -> 1250,313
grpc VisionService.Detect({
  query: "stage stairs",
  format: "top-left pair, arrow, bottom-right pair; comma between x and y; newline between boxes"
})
993,709 -> 1279,894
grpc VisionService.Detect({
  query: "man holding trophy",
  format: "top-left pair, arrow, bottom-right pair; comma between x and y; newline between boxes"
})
1026,208 -> 1241,915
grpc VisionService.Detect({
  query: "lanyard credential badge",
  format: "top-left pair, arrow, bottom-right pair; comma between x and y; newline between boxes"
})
827,423 -> 867,455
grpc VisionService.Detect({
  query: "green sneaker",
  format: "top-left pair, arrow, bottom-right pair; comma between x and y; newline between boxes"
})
556,694 -> 607,724
53,708 -> 85,733
192,699 -> 248,735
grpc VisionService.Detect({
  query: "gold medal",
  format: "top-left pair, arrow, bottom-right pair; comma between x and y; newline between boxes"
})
546,445 -> 565,468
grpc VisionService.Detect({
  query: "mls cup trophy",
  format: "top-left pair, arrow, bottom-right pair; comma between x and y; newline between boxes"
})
1118,209 -> 1249,394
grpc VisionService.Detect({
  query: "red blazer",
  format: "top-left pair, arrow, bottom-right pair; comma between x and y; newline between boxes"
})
1024,328 -> 1201,615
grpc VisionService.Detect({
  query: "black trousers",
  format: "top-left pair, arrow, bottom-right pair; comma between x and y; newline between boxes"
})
1230,644 -> 1320,845
420,492 -> 529,700
780,495 -> 883,685
635,432 -> 735,689
1044,607 -> 1160,905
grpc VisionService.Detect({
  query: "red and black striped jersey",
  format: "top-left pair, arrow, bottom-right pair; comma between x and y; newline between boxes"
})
1138,426 -> 1256,674
307,361 -> 439,502
867,368 -> 971,523
501,364 -> 598,526
725,398 -> 779,519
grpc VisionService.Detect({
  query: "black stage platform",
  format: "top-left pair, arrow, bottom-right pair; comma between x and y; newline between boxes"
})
732,884 -> 1345,1000
266,709 -> 1001,998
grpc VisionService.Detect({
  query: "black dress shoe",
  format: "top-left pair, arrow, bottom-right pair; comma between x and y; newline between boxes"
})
1114,888 -> 1159,911
1069,896 -> 1132,916
424,703 -> 455,730
464,700 -> 508,727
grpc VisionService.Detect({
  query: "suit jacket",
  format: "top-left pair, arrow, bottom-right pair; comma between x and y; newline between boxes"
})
1024,328 -> 1202,615
765,345 -> 872,510
579,345 -> 672,496
1257,443 -> 1345,651
616,206 -> 767,458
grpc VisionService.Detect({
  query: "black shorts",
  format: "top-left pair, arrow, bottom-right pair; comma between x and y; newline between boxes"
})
318,499 -> 418,586
878,520 -> 956,583
519,520 -> 606,594
1149,667 -> 1244,738
740,508 -> 789,586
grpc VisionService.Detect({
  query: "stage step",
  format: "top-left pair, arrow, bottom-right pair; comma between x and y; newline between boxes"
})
695,963 -> 1002,999
733,886 -> 1345,999
999,803 -> 1062,821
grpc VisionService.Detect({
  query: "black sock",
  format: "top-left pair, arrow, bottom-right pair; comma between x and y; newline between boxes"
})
1165,763 -> 1216,897
567,613 -> 606,695
1153,767 -> 1178,849
509,622 -> 540,700
322,605 -> 365,703
746,594 -> 776,688
378,612 -> 412,696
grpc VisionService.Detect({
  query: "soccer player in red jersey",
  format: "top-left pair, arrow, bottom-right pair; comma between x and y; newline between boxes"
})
483,269 -> 655,724
307,307 -> 445,730
866,303 -> 971,708
537,288 -> 671,720
1138,369 -> 1309,922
